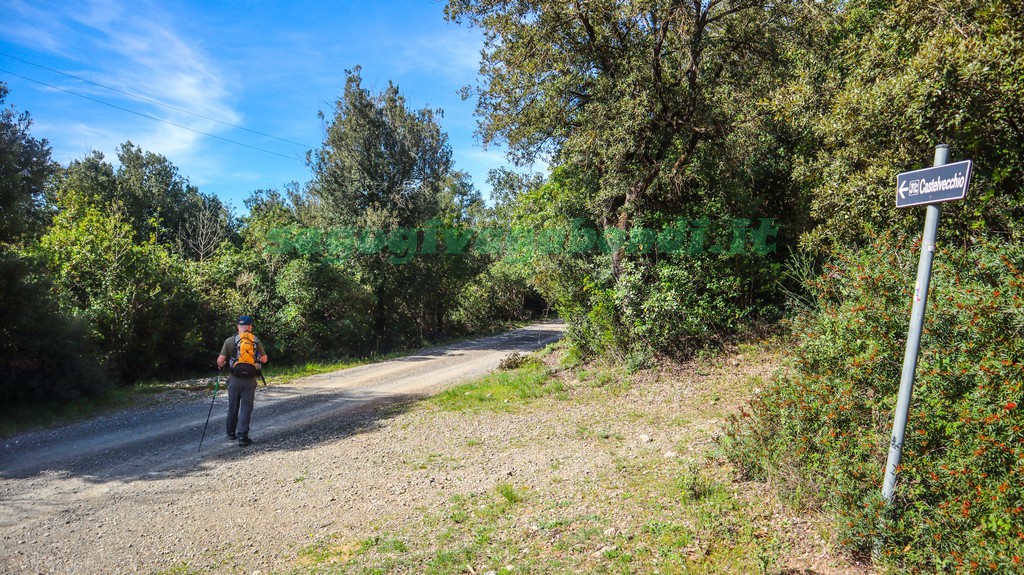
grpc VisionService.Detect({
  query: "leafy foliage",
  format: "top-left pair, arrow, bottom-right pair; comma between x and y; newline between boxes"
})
271,257 -> 374,360
449,259 -> 545,335
0,252 -> 107,404
310,69 -> 487,349
0,83 -> 105,403
446,1 -> 807,360
0,82 -> 55,244
726,234 -> 1024,572
38,195 -> 206,382
789,0 -> 1024,250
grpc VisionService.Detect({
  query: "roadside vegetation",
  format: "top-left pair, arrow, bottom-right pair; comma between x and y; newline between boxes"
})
725,236 -> 1024,573
428,356 -> 562,412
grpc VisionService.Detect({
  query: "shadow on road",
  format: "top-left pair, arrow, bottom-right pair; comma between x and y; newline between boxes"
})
0,322 -> 564,485
1,388 -> 421,483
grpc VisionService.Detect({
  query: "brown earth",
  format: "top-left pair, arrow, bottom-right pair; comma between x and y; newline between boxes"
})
0,323 -> 875,575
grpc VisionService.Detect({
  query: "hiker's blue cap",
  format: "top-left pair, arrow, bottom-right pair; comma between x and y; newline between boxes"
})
237,315 -> 253,325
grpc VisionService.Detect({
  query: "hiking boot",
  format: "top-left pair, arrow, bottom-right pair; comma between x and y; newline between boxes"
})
238,435 -> 252,447
227,432 -> 237,440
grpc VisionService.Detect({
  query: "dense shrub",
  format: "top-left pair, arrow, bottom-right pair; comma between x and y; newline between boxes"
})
0,252 -> 107,403
271,257 -> 374,360
450,260 -> 544,335
554,251 -> 781,367
616,256 -> 773,361
39,201 -> 207,382
725,233 -> 1024,573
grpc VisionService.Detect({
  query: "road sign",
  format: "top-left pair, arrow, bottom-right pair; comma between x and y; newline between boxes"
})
896,160 -> 972,208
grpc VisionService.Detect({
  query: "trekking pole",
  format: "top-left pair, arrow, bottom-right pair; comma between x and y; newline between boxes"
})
198,370 -> 223,452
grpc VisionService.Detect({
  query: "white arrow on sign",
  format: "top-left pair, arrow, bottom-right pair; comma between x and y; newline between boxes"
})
898,180 -> 909,199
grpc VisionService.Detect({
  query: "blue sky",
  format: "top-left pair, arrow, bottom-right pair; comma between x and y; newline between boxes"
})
0,0 -> 527,211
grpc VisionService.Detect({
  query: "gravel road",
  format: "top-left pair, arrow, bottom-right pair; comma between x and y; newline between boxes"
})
0,321 -> 564,574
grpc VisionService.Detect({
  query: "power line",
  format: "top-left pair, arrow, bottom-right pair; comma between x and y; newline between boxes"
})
0,51 -> 315,149
0,68 -> 308,164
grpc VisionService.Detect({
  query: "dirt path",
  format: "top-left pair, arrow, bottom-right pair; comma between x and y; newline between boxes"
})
0,322 -> 564,574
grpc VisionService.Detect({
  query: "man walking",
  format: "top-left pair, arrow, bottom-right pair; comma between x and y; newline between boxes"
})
217,315 -> 268,447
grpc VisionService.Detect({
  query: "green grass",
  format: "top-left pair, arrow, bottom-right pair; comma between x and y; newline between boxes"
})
345,445 -> 771,566
427,359 -> 562,412
359,535 -> 408,554
292,456 -> 783,575
497,482 -> 525,505
150,562 -> 204,575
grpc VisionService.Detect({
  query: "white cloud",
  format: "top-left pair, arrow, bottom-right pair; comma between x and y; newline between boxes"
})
37,120 -> 117,164
6,0 -> 240,164
0,0 -> 71,54
397,28 -> 483,81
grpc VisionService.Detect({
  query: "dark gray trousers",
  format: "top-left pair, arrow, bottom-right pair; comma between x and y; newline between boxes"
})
226,375 -> 257,436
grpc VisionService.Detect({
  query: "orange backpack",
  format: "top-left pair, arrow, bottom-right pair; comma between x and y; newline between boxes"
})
231,332 -> 260,378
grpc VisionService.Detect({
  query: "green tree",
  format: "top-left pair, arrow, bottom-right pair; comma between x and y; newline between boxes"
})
446,0 -> 797,267
184,188 -> 299,357
50,143 -> 226,255
272,257 -> 374,360
114,141 -> 201,244
39,190 -> 205,382
788,0 -> 1024,250
447,1 -> 806,359
49,150 -> 117,219
0,82 -> 56,244
309,68 -> 452,226
0,84 -> 106,402
309,69 -> 483,348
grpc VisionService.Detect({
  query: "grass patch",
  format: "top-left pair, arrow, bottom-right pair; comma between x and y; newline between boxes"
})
151,562 -> 204,575
427,358 -> 561,412
359,535 -> 408,554
496,482 -> 525,505
302,461 -> 782,575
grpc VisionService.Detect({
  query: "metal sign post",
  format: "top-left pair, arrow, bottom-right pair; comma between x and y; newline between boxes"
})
882,144 -> 971,504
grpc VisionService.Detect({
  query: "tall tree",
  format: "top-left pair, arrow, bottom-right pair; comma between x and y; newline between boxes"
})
446,1 -> 805,359
0,83 -> 106,401
446,0 -> 796,272
50,150 -> 117,218
39,189 -> 206,382
309,69 -> 479,348
115,141 -> 200,244
0,82 -> 56,244
310,67 -> 452,227
51,143 -> 220,253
